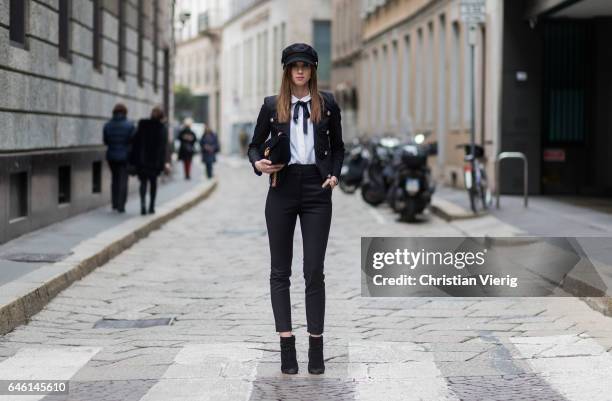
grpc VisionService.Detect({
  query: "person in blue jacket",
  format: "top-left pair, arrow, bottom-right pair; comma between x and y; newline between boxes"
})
199,126 -> 220,179
103,103 -> 135,213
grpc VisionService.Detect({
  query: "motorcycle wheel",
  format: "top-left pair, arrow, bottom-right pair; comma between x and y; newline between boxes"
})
339,180 -> 358,194
361,183 -> 385,206
401,199 -> 418,222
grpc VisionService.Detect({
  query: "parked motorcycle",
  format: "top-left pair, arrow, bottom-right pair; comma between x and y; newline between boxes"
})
386,142 -> 437,222
360,138 -> 397,206
339,143 -> 369,194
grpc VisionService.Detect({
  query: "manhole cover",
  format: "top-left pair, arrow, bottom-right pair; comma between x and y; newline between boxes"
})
93,317 -> 174,329
3,252 -> 73,263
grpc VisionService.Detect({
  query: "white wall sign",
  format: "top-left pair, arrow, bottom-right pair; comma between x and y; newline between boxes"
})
460,0 -> 486,23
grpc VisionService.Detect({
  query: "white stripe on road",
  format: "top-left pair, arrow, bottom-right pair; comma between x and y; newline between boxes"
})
511,334 -> 612,401
0,346 -> 101,401
368,208 -> 387,225
349,340 -> 458,401
139,343 -> 263,401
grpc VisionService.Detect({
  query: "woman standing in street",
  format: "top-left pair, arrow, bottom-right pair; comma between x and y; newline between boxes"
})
177,118 -> 197,180
130,106 -> 168,215
247,43 -> 345,375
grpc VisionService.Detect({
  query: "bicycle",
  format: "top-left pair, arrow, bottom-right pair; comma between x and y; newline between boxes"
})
458,144 -> 492,213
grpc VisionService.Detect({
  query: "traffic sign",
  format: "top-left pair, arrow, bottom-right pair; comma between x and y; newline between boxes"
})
460,0 -> 486,23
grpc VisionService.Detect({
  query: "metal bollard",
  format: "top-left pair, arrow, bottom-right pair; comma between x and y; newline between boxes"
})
495,152 -> 528,208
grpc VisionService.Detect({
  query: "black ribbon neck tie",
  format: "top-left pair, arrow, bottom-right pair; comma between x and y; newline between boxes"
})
293,100 -> 311,135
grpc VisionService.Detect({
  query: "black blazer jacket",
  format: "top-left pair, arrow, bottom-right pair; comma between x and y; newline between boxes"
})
247,91 -> 345,187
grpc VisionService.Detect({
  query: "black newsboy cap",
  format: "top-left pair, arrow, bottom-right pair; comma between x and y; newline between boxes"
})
281,43 -> 318,69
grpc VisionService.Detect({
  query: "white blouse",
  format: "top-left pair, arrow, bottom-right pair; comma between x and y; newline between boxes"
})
288,93 -> 316,165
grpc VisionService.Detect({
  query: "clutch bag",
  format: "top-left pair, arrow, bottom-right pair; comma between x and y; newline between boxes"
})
259,133 -> 290,187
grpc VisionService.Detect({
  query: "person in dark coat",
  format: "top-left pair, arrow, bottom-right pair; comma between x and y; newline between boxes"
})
199,126 -> 220,179
130,106 -> 168,215
177,118 -> 197,180
103,103 -> 135,213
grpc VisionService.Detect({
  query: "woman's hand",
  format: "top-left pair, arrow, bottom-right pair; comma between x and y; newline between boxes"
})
322,176 -> 338,190
255,159 -> 285,174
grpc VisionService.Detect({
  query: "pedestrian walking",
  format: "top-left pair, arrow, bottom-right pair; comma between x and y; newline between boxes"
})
103,103 -> 135,213
177,118 -> 197,180
247,43 -> 345,375
199,126 -> 220,179
239,129 -> 248,156
130,106 -> 168,215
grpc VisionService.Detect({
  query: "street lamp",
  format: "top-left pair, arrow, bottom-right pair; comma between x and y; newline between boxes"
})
177,10 -> 191,41
179,11 -> 191,26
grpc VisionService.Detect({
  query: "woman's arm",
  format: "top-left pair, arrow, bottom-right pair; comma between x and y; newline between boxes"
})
329,95 -> 345,180
247,100 -> 271,176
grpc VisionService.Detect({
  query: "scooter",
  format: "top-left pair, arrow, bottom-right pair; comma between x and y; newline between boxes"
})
360,138 -> 397,206
387,142 -> 436,222
339,143 -> 368,194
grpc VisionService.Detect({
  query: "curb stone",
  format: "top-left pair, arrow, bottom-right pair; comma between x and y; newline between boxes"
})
0,179 -> 218,336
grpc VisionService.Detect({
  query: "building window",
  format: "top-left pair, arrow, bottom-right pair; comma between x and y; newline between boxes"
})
118,0 -> 126,79
438,14 -> 446,133
381,44 -> 388,125
9,172 -> 28,221
58,165 -> 71,204
371,50 -> 378,128
390,40 -> 398,126
463,22 -> 471,126
243,38 -> 251,97
92,161 -> 102,194
280,22 -> 286,48
9,0 -> 28,48
450,22 -> 460,128
256,32 -> 262,96
163,48 -> 170,117
415,28 -> 423,126
92,0 -> 103,70
137,0 -> 144,86
426,21 -> 434,126
402,35 -> 411,128
273,26 -> 279,92
58,0 -> 71,61
263,30 -> 268,96
153,0 -> 159,92
313,20 -> 331,82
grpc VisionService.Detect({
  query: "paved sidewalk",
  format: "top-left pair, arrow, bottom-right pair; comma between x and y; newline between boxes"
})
435,186 -> 612,235
433,186 -> 612,315
0,161 -> 212,286
0,160 -> 217,336
0,156 -> 611,400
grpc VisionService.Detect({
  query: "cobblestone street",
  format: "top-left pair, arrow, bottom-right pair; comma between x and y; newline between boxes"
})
1,158 -> 612,401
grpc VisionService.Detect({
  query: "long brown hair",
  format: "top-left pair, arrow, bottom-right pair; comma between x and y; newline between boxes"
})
276,64 -> 325,123
150,105 -> 165,121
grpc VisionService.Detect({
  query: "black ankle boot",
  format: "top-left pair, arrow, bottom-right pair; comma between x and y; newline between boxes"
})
308,335 -> 325,374
280,335 -> 298,374
141,204 -> 147,215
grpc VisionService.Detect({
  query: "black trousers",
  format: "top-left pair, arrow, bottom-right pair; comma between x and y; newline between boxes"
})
108,161 -> 128,210
138,174 -> 158,209
265,163 -> 332,335
204,160 -> 214,178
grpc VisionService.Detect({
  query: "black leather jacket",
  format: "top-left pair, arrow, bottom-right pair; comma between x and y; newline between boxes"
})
247,91 -> 345,187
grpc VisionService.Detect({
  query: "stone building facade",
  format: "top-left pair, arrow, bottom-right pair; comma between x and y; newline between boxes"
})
220,0 -> 332,155
0,0 -> 175,244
